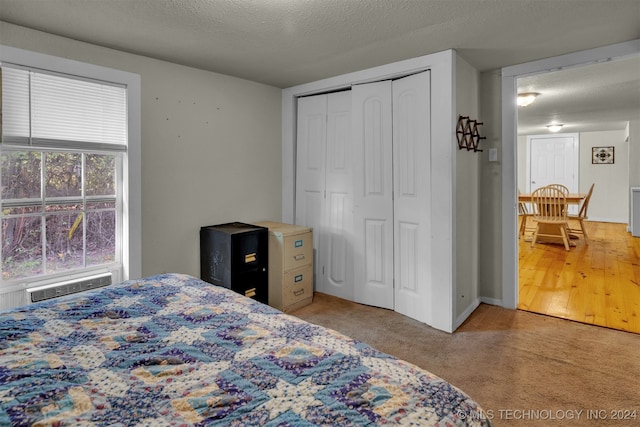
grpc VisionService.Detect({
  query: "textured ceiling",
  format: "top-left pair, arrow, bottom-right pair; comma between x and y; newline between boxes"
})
1,0 -> 638,87
0,0 -> 639,133
517,56 -> 640,134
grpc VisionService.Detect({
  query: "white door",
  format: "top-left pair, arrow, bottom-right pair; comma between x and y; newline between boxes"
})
320,91 -> 354,300
392,71 -> 431,324
295,95 -> 327,274
527,133 -> 579,213
352,81 -> 394,309
527,134 -> 579,191
295,92 -> 354,300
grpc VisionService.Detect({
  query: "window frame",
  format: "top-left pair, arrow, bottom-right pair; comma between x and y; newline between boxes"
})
0,45 -> 141,292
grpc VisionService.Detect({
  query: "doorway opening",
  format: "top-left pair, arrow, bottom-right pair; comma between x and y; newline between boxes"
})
502,40 -> 640,334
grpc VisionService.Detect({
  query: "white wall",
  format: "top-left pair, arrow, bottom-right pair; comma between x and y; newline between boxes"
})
478,70 -> 503,303
579,130 -> 628,223
629,120 -> 640,187
455,55 -> 481,319
628,120 -> 640,230
517,135 -> 527,191
0,22 -> 282,279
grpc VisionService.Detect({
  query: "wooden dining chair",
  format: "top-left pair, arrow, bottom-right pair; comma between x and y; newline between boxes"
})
568,183 -> 595,244
546,183 -> 570,194
531,186 -> 571,251
545,184 -> 570,217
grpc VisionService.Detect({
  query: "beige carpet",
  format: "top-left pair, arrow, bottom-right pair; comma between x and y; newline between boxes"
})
290,293 -> 640,426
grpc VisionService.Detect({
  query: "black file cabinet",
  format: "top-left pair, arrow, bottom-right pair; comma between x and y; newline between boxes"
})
200,222 -> 268,304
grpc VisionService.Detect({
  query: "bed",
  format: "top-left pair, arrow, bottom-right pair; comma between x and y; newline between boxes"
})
0,273 -> 490,426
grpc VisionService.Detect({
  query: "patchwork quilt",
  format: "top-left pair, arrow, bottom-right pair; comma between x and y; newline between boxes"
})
0,273 -> 490,426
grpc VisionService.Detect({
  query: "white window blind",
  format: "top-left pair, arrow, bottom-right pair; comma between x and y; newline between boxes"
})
2,66 -> 127,150
2,67 -> 30,138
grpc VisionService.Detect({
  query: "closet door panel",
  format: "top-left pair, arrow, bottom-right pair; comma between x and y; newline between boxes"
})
398,222 -> 419,291
320,91 -> 354,300
295,95 -> 327,278
352,81 -> 394,309
392,71 -> 432,324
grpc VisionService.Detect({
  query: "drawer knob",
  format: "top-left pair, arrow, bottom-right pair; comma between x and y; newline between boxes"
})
293,288 -> 305,296
294,254 -> 305,261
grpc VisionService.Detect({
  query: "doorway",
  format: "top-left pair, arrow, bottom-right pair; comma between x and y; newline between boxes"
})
501,40 -> 640,333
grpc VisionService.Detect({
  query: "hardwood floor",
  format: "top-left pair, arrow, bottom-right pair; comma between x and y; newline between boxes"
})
518,219 -> 640,334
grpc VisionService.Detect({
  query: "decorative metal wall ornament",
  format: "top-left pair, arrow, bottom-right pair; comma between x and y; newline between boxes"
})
456,115 -> 485,152
592,146 -> 614,164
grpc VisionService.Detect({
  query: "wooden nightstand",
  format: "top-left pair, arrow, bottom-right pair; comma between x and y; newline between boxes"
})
255,221 -> 313,312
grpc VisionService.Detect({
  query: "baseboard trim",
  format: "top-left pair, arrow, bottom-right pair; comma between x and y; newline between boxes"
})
479,296 -> 503,307
586,217 -> 627,224
454,298 -> 481,330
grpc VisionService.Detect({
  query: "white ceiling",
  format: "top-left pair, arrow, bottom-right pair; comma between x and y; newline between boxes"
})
1,0 -> 639,133
517,55 -> 640,135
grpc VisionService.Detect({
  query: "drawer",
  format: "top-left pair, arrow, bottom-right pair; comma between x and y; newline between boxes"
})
283,266 -> 313,307
231,232 -> 267,273
283,232 -> 313,271
233,270 -> 268,305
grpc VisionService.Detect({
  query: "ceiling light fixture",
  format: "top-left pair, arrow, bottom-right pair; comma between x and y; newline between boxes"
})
517,92 -> 539,107
546,124 -> 564,132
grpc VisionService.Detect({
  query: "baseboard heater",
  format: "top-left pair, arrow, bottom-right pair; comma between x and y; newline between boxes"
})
27,272 -> 112,303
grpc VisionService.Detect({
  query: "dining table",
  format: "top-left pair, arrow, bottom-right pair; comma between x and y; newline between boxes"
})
518,192 -> 586,205
518,192 -> 587,246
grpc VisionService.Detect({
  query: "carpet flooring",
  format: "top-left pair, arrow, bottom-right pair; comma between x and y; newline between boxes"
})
290,293 -> 640,426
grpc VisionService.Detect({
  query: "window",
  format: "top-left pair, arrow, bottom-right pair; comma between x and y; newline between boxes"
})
1,149 -> 118,280
0,46 -> 140,291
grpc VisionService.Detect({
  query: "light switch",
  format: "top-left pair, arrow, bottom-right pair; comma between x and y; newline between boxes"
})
489,148 -> 498,162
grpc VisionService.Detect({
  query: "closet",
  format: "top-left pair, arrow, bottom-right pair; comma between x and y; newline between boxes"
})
295,71 -> 432,325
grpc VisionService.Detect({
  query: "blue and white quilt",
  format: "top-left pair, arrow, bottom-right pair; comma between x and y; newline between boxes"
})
0,273 -> 490,426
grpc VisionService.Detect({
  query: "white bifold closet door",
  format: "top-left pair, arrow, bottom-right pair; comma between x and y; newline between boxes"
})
351,80 -> 394,309
295,91 -> 354,301
352,71 -> 431,322
391,71 -> 431,324
296,71 -> 432,324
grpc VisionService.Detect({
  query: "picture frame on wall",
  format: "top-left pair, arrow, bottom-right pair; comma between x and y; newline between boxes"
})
592,146 -> 614,164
